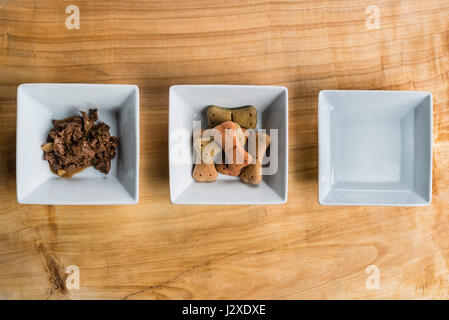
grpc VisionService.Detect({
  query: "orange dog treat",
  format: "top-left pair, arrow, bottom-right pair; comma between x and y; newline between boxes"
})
240,132 -> 270,185
212,121 -> 252,176
212,121 -> 239,150
216,162 -> 237,176
225,145 -> 252,174
215,146 -> 251,176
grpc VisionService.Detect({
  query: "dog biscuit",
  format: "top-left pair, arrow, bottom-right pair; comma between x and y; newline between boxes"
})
240,132 -> 270,185
207,105 -> 257,129
193,163 -> 218,182
231,105 -> 257,129
207,105 -> 232,127
213,121 -> 252,176
192,129 -> 219,182
193,129 -> 218,164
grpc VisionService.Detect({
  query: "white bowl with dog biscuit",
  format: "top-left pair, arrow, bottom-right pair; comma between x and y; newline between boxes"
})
169,85 -> 288,205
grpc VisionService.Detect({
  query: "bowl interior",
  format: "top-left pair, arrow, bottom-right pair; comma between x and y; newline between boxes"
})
17,84 -> 139,204
319,90 -> 432,206
169,85 -> 288,204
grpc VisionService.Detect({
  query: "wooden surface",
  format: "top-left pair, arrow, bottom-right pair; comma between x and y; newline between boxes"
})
1,0 -> 449,300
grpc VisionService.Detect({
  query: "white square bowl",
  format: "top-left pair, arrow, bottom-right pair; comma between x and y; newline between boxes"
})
169,85 -> 288,205
318,90 -> 432,206
16,83 -> 139,205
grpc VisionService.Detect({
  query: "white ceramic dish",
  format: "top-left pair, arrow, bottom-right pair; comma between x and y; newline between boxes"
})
16,83 -> 139,205
169,85 -> 288,205
319,90 -> 432,206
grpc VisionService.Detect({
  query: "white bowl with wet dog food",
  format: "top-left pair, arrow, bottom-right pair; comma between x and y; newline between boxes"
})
318,90 -> 432,206
16,83 -> 139,205
169,85 -> 288,205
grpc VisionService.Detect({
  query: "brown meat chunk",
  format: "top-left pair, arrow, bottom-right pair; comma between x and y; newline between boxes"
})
42,109 -> 119,177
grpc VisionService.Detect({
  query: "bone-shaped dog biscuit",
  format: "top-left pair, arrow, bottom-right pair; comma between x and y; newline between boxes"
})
207,105 -> 257,129
240,132 -> 270,185
192,125 -> 248,181
216,145 -> 252,176
207,105 -> 232,128
192,129 -> 219,182
193,126 -> 246,164
231,106 -> 257,129
212,121 -> 252,176
193,129 -> 217,164
193,163 -> 218,182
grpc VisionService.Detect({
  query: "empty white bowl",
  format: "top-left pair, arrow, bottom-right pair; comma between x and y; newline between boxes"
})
16,83 -> 139,205
169,85 -> 288,205
318,90 -> 432,206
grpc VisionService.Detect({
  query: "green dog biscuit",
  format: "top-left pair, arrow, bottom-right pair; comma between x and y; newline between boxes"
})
231,105 -> 257,129
207,105 -> 232,128
206,105 -> 257,129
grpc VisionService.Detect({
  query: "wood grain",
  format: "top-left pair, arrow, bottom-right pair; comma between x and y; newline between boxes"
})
1,0 -> 449,299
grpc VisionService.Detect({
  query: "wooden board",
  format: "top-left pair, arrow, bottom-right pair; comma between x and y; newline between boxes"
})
1,0 -> 449,299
